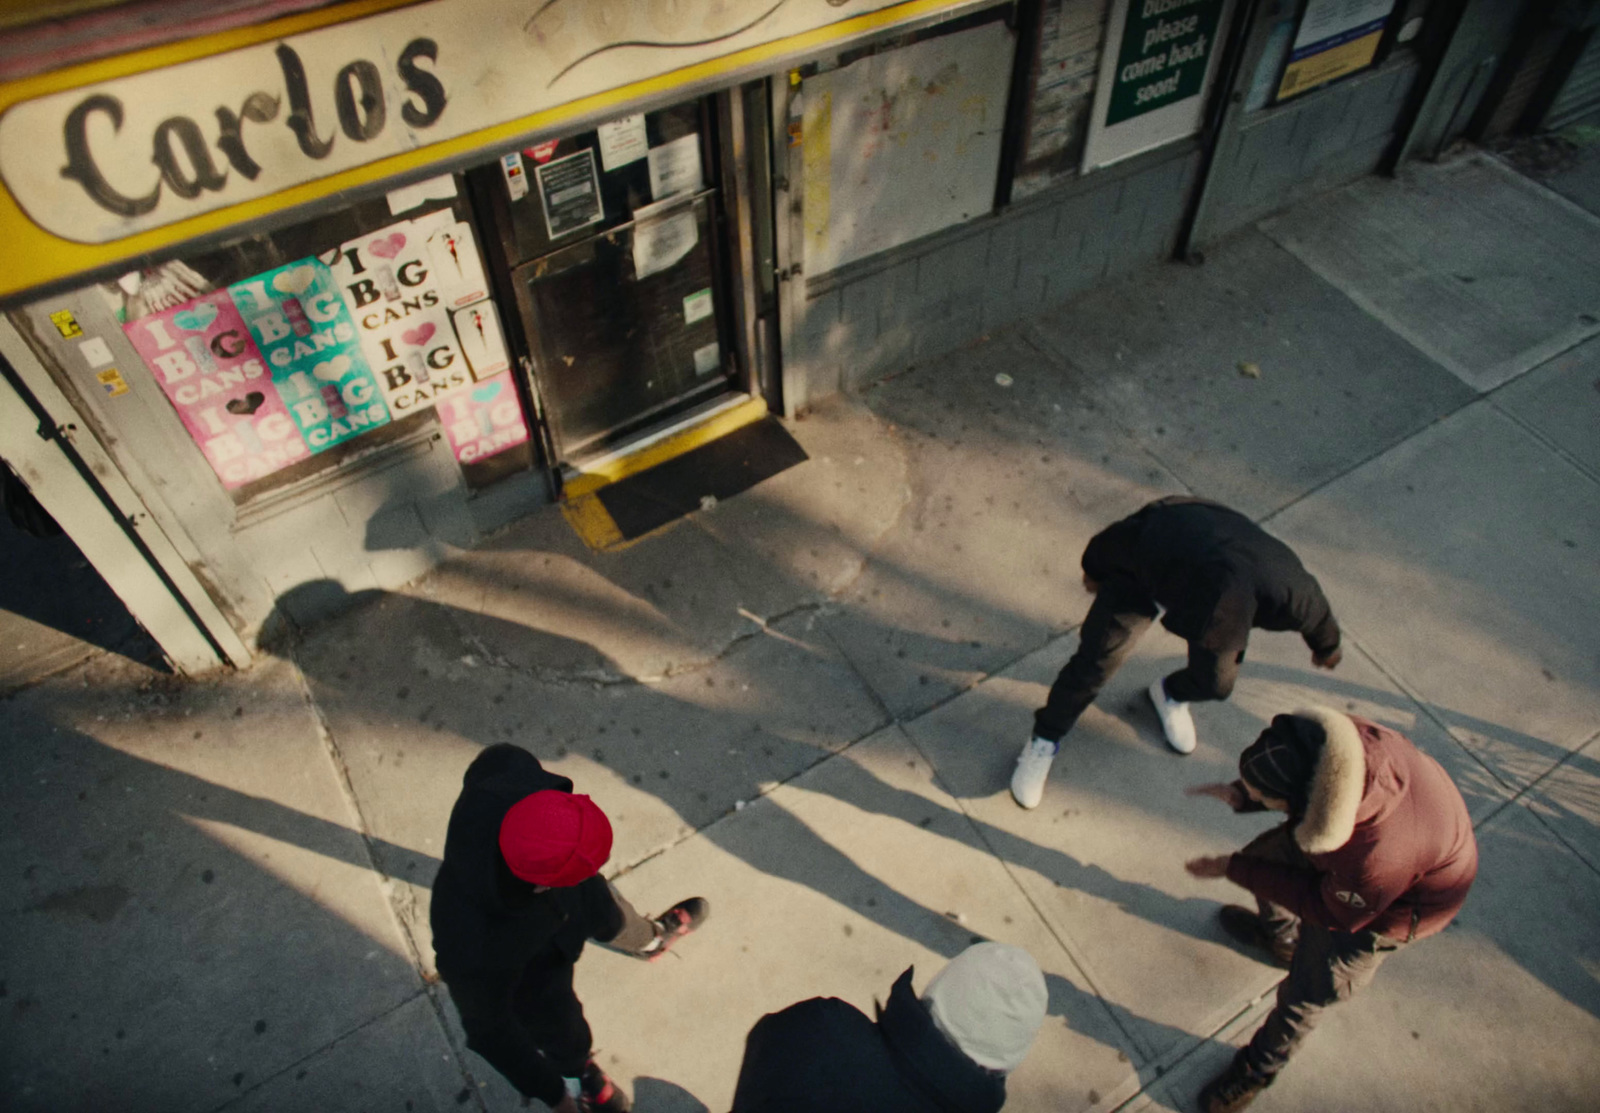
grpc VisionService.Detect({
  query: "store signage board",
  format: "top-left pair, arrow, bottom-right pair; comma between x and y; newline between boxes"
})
1081,0 -> 1232,173
0,0 -> 990,303
1277,0 -> 1394,101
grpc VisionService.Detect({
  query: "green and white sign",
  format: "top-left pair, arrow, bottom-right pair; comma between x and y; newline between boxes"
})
1082,0 -> 1234,172
1106,0 -> 1226,125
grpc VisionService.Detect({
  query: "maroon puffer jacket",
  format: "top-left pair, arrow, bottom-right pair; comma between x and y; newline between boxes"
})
1226,713 -> 1477,940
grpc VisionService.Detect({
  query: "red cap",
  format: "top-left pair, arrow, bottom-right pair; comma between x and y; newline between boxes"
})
498,790 -> 613,886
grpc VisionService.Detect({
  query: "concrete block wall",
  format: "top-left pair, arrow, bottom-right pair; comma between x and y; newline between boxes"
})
791,144 -> 1201,401
1200,58 -> 1420,241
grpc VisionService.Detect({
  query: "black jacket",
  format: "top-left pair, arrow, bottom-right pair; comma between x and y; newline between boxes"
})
731,968 -> 1007,1113
429,745 -> 628,1104
430,744 -> 627,979
1082,497 -> 1340,658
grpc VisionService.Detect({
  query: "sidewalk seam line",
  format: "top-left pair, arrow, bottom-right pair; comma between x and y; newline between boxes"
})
203,988 -> 435,1113
1484,395 -> 1600,488
286,641 -> 491,1110
891,722 -> 1158,1067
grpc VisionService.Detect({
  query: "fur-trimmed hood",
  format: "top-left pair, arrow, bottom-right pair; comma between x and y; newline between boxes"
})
1290,706 -> 1367,855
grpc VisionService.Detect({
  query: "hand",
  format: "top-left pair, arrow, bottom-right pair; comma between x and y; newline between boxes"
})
1185,782 -> 1245,809
1312,647 -> 1342,670
552,1094 -> 581,1113
1185,854 -> 1231,879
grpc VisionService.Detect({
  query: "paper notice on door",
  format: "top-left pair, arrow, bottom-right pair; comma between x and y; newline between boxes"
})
693,342 -> 720,376
597,113 -> 648,171
451,300 -> 512,380
647,134 -> 703,201
682,288 -> 713,325
536,148 -> 605,238
632,210 -> 699,280
500,151 -> 529,201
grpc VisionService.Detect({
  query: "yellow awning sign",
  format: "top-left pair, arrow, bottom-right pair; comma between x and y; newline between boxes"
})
0,0 -> 983,303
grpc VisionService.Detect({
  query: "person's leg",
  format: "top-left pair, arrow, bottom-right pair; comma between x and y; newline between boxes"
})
1161,641 -> 1244,705
603,882 -> 660,954
1032,582 -> 1158,742
512,963 -> 632,1112
1239,922 -> 1400,1081
443,970 -> 569,1106
1200,925 -> 1399,1111
512,959 -> 593,1079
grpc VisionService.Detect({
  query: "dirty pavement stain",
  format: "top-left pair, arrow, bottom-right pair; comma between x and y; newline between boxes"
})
30,883 -> 131,923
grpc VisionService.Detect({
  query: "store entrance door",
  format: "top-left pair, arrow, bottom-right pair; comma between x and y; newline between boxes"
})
480,98 -> 742,467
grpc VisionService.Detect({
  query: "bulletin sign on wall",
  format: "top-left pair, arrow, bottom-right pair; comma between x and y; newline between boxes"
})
1081,0 -> 1233,172
120,216 -> 525,491
1276,0 -> 1395,101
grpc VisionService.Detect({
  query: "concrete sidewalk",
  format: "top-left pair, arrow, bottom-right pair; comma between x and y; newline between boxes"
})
5,149 -> 1600,1113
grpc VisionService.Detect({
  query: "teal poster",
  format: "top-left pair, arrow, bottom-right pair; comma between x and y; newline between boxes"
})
228,258 -> 391,453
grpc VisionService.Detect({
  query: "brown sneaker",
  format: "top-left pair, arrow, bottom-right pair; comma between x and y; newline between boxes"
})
1219,905 -> 1296,966
1198,1053 -> 1269,1113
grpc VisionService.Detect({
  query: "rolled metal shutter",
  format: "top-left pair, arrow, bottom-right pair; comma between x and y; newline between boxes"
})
1548,30 -> 1600,128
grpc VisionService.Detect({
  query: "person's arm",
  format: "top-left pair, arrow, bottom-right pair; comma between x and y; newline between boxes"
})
1185,781 -> 1267,813
1293,577 -> 1342,664
1225,851 -> 1401,933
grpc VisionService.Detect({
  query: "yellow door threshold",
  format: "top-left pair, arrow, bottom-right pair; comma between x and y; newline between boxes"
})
560,394 -> 768,551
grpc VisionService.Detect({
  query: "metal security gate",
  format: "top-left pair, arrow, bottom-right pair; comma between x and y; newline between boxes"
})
1547,29 -> 1600,129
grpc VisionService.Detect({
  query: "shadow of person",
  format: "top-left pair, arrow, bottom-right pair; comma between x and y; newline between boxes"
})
258,578 -> 984,961
0,694 -> 432,1109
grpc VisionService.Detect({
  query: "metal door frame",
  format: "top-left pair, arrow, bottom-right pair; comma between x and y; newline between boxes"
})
0,317 -> 250,673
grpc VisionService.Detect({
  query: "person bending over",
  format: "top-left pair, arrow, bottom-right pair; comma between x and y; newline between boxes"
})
1011,496 -> 1340,809
1184,708 -> 1477,1112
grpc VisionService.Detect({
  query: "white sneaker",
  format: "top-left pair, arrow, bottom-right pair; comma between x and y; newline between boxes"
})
1011,736 -> 1059,809
1147,678 -> 1197,754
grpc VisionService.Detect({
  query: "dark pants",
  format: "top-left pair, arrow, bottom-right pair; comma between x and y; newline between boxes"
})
1033,581 -> 1244,742
1233,825 -> 1404,1082
1241,919 -> 1402,1081
446,955 -> 593,1096
441,886 -> 657,1101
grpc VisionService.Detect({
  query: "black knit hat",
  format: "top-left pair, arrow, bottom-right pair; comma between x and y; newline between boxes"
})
1238,714 -> 1327,813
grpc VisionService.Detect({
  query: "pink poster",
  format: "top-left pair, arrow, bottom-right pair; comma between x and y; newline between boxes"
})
435,371 -> 531,465
122,291 -> 310,489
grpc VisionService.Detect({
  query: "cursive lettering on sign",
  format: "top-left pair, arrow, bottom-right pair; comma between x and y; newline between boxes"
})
58,39 -> 447,219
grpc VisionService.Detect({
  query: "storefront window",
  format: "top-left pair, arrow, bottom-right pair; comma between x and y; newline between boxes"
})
1013,0 -> 1233,187
65,183 -> 531,501
1245,0 -> 1412,112
793,6 -> 1018,274
1012,0 -> 1112,199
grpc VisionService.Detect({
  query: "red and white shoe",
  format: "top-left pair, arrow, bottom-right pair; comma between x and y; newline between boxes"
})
580,1058 -> 630,1112
643,897 -> 709,962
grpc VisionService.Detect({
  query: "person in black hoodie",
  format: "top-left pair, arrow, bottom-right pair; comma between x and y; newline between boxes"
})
731,942 -> 1048,1113
1011,497 -> 1342,810
430,744 -> 708,1112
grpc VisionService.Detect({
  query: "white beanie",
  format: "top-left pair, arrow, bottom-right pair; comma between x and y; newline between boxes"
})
921,942 -> 1048,1074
